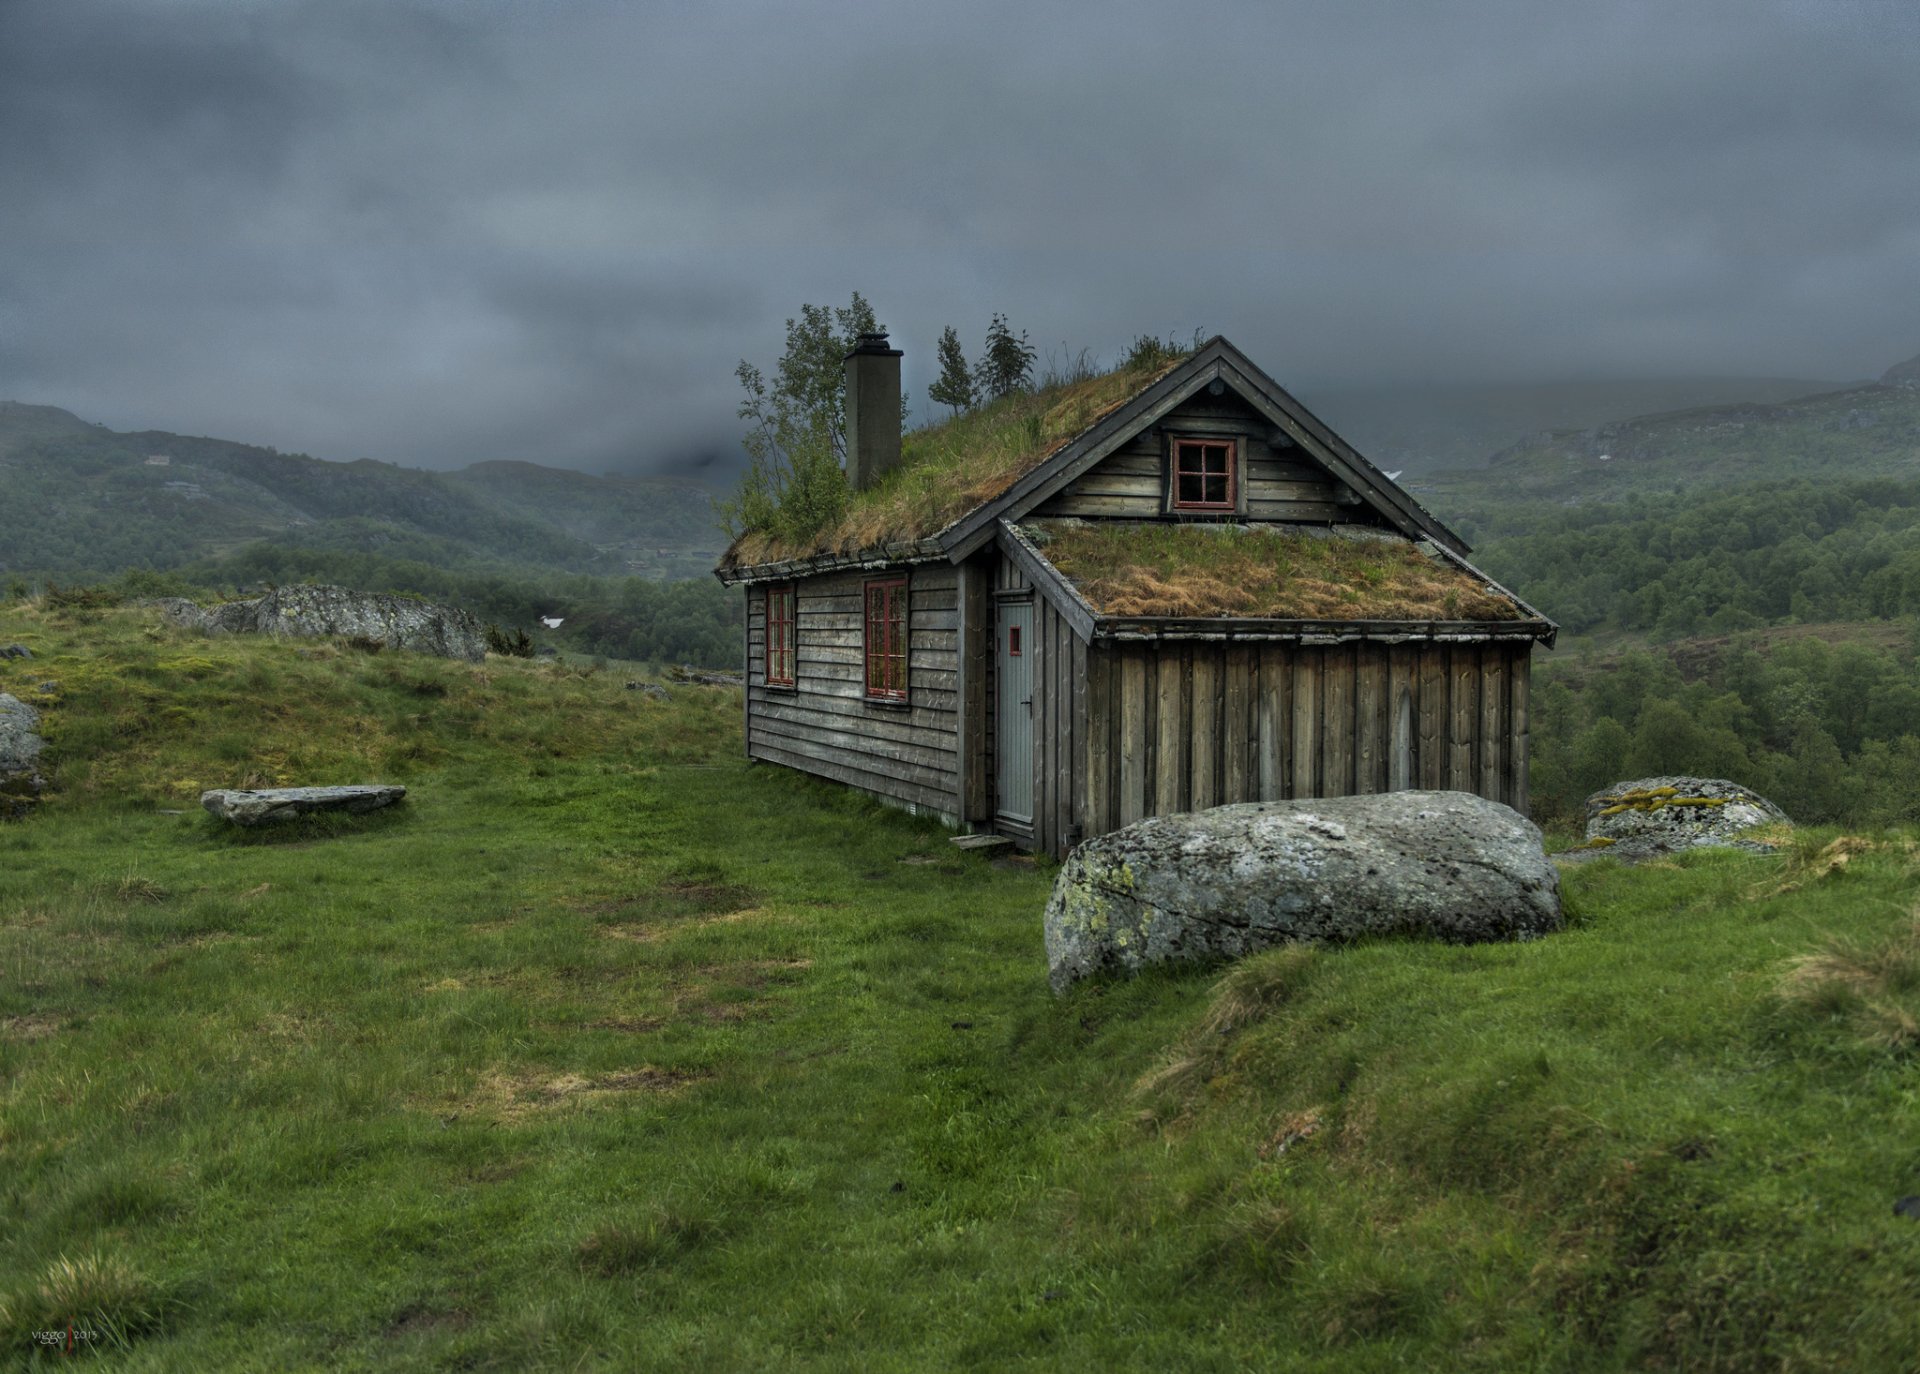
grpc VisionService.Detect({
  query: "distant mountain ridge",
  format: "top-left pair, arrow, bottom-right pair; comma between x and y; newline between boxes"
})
1412,367 -> 1920,538
0,404 -> 726,579
1304,375 -> 1849,477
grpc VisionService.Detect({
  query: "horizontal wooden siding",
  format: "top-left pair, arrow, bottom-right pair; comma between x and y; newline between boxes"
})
745,567 -> 962,818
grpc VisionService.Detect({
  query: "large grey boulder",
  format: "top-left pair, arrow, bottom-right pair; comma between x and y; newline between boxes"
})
1044,790 -> 1560,992
0,692 -> 46,819
158,585 -> 485,662
201,784 -> 407,826
1574,776 -> 1788,861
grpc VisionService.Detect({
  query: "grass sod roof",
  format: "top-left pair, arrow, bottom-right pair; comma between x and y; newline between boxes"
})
721,353 -> 1190,570
1027,520 -> 1529,622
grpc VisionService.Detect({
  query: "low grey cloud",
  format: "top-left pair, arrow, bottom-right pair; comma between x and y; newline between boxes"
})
2,0 -> 1915,476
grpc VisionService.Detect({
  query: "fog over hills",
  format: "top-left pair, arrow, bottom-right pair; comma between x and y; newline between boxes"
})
0,402 -> 724,580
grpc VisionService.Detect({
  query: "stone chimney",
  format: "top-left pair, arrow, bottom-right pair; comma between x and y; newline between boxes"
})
844,331 -> 903,491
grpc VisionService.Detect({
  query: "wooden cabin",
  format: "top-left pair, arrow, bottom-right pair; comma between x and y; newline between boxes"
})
715,334 -> 1556,859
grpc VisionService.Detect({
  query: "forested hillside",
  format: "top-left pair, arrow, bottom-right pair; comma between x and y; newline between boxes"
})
1448,362 -> 1920,833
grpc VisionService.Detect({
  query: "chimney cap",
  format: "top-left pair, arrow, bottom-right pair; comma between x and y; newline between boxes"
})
847,330 -> 903,360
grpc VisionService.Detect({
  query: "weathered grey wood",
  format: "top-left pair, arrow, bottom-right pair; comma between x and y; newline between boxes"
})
743,584 -> 757,758
1290,652 -> 1319,800
1190,648 -> 1220,810
1069,629 -> 1088,846
997,520 -> 1098,643
751,718 -> 960,774
1388,644 -> 1415,792
1244,500 -> 1345,524
752,696 -> 957,742
1038,599 -> 1058,857
1223,643 -> 1251,802
1120,646 -> 1148,826
749,724 -> 958,785
1509,650 -> 1531,816
1354,646 -> 1383,794
1155,645 -> 1187,816
1448,647 -> 1478,792
957,557 -> 989,823
1479,647 -> 1507,806
1321,645 -> 1355,796
943,357 -> 1232,557
1417,646 -> 1446,790
1084,646 -> 1114,838
749,742 -> 956,814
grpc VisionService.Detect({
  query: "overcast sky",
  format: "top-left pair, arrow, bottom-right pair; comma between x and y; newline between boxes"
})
3,0 -> 1916,475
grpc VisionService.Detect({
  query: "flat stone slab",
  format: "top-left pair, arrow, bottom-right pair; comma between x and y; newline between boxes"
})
951,834 -> 1015,852
201,784 -> 407,826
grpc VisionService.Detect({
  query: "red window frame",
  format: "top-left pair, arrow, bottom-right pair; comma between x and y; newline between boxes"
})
1008,625 -> 1021,656
1171,436 -> 1237,511
764,583 -> 795,688
864,577 -> 909,701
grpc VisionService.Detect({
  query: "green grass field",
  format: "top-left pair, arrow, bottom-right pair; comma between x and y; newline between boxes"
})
3,601 -> 1919,1370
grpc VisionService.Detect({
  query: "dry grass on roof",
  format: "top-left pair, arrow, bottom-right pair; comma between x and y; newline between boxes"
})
726,355 -> 1189,567
1034,522 -> 1526,622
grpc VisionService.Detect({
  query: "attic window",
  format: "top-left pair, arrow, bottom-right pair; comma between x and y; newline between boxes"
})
764,583 -> 795,688
864,577 -> 908,701
1171,437 -> 1236,511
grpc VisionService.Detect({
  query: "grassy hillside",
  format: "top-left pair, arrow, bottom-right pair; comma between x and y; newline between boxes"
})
0,404 -> 724,581
4,601 -> 1919,1369
1417,380 -> 1920,537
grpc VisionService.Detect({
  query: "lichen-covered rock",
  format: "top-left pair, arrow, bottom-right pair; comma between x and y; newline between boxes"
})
1578,777 -> 1787,860
0,692 -> 46,819
201,784 -> 407,826
1044,790 -> 1560,992
158,585 -> 485,662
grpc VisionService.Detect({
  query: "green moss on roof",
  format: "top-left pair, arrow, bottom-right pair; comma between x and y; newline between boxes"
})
723,354 -> 1188,569
1031,521 -> 1526,622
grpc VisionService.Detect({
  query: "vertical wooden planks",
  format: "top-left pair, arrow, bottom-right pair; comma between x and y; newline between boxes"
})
1084,644 -> 1113,839
1354,646 -> 1385,794
1120,645 -> 1148,827
1447,646 -> 1478,792
1388,644 -> 1415,792
1291,651 -> 1319,800
1478,647 -> 1507,806
1417,646 -> 1446,790
1509,649 -> 1532,816
957,559 -> 989,822
1039,602 -> 1059,856
1190,648 -> 1220,810
1154,645 -> 1188,817
1069,629 -> 1088,846
1223,644 -> 1251,804
1321,646 -> 1355,797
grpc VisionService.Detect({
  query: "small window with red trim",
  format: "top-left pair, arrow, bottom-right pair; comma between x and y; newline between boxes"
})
764,583 -> 795,687
1171,436 -> 1236,511
864,577 -> 908,701
1008,625 -> 1021,656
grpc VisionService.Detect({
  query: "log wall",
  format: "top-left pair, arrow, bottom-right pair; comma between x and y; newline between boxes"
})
744,565 -> 961,819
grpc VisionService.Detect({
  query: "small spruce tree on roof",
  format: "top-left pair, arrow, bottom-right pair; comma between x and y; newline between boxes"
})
978,314 -> 1036,401
928,325 -> 976,417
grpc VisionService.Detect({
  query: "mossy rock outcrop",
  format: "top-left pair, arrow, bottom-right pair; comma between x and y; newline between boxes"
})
0,692 -> 46,819
1575,775 -> 1787,861
156,585 -> 486,663
1043,791 -> 1560,992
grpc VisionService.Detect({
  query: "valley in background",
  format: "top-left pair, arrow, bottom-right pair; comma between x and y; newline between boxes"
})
6,351 -> 1920,832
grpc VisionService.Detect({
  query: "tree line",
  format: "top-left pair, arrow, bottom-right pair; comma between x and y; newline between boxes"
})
1473,478 -> 1920,639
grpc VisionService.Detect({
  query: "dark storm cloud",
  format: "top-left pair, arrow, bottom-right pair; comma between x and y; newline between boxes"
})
2,0 -> 1916,475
